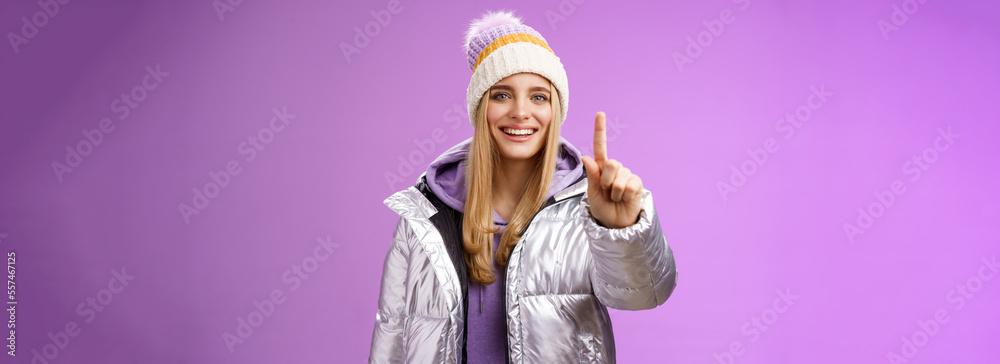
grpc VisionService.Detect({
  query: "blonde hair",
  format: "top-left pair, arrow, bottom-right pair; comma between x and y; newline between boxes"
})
463,81 -> 562,285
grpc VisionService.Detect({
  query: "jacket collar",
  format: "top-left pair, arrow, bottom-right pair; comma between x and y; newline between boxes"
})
553,174 -> 587,201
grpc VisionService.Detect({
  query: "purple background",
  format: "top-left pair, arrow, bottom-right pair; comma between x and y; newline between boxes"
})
1,0 -> 998,363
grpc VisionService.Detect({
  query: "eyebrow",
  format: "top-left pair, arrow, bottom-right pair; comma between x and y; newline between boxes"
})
490,85 -> 551,93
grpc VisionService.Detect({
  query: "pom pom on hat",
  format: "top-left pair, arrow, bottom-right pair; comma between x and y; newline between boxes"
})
464,10 -> 523,50
463,10 -> 569,127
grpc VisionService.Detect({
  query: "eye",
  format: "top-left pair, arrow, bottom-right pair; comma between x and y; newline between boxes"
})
533,94 -> 549,102
491,92 -> 510,100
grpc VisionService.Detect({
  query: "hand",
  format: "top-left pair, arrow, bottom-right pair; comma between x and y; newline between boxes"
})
580,112 -> 644,229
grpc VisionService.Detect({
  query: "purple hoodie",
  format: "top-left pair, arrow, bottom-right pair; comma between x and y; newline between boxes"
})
423,136 -> 585,363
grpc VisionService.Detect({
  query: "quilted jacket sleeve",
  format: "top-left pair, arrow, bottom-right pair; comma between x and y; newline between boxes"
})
581,187 -> 678,310
368,217 -> 412,363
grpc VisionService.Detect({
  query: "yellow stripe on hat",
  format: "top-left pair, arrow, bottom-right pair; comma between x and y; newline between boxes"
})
473,33 -> 555,73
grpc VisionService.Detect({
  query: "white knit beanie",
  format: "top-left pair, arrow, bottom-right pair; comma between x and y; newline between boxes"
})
463,11 -> 569,127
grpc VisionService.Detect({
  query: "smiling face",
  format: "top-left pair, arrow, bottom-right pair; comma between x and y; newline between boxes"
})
486,73 -> 554,164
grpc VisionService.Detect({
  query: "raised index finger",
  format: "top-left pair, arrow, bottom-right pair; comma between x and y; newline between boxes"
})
594,111 -> 608,161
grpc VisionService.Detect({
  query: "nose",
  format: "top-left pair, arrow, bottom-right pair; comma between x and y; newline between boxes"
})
510,98 -> 531,120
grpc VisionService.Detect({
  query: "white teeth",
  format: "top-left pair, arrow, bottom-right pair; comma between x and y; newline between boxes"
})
503,128 -> 535,136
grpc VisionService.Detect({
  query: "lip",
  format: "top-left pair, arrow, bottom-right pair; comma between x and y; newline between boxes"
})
498,125 -> 538,142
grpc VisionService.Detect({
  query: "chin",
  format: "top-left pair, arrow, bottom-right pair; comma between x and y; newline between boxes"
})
498,145 -> 543,161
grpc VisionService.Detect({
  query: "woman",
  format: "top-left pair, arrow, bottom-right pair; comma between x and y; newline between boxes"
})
369,10 -> 678,363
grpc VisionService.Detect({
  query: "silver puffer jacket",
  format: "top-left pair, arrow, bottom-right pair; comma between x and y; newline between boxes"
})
369,168 -> 678,363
